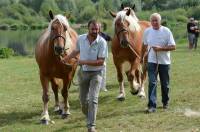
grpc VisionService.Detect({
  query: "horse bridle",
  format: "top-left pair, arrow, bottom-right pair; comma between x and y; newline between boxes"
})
115,26 -> 141,59
116,27 -> 129,41
52,34 -> 66,45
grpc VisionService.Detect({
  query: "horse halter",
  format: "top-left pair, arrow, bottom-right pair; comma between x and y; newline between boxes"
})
116,27 -> 129,38
52,34 -> 66,45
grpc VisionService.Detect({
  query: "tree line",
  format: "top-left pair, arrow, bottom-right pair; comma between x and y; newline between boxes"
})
0,0 -> 200,31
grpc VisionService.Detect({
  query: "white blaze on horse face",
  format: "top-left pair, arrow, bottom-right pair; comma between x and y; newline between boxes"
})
47,14 -> 73,54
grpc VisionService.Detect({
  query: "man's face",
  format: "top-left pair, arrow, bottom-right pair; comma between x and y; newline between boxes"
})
151,16 -> 161,30
88,23 -> 100,38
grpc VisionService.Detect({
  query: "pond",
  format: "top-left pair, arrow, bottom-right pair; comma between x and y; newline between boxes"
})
0,27 -> 111,56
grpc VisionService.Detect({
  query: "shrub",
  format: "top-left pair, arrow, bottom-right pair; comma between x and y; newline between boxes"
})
0,48 -> 14,58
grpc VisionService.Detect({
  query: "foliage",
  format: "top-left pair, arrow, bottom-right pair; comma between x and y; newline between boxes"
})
39,0 -> 61,20
187,5 -> 200,20
0,48 -> 14,58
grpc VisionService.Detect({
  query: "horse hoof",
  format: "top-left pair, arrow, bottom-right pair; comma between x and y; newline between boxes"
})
138,95 -> 146,99
117,97 -> 125,101
41,119 -> 49,125
130,90 -> 139,95
55,109 -> 62,115
61,114 -> 69,119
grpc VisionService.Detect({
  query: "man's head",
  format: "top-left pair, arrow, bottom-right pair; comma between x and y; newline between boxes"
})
189,17 -> 194,22
88,20 -> 100,38
150,13 -> 161,30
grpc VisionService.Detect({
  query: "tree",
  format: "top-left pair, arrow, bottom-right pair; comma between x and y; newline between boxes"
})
39,0 -> 61,20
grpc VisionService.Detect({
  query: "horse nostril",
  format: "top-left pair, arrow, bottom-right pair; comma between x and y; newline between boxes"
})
121,40 -> 129,48
54,46 -> 64,54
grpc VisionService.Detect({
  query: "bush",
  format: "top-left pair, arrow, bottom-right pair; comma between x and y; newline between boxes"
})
0,48 -> 14,58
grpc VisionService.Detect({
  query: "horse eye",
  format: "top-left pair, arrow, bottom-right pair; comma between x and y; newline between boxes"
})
64,26 -> 67,31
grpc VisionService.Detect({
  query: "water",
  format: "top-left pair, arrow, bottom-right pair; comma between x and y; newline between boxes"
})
0,30 -> 41,55
0,28 -> 110,56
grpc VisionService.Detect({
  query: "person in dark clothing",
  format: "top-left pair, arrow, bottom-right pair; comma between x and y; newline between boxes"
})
194,20 -> 199,49
99,32 -> 112,41
187,17 -> 196,49
98,23 -> 111,92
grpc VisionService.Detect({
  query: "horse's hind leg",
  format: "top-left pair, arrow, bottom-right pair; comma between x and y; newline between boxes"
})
50,78 -> 62,114
138,64 -> 147,98
40,74 -> 50,125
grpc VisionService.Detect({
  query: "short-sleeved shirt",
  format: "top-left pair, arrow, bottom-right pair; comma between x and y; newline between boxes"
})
143,26 -> 175,65
76,34 -> 108,71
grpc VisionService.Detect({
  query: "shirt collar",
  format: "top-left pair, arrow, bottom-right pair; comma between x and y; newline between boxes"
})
85,34 -> 100,44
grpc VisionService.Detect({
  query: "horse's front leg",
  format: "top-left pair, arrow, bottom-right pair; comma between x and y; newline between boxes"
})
50,78 -> 62,114
40,74 -> 50,125
128,59 -> 141,95
61,77 -> 71,119
114,61 -> 125,101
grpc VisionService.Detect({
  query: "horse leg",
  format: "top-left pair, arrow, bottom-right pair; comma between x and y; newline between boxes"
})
128,60 -> 140,95
50,78 -> 62,114
61,77 -> 71,119
138,62 -> 147,98
137,64 -> 146,98
115,63 -> 125,101
40,74 -> 50,125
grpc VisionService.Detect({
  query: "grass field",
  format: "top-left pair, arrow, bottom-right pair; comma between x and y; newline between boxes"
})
0,44 -> 200,132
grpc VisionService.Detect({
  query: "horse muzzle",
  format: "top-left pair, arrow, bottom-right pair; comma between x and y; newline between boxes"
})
54,45 -> 65,55
120,39 -> 129,48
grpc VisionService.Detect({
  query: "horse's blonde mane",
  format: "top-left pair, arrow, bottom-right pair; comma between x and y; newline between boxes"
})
114,8 -> 140,32
48,15 -> 70,32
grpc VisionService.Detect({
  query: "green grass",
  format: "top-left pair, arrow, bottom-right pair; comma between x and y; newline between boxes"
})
0,44 -> 200,132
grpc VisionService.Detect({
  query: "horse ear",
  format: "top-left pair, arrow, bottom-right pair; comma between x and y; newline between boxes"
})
109,11 -> 117,18
126,8 -> 131,16
49,10 -> 54,20
121,3 -> 124,10
132,4 -> 135,11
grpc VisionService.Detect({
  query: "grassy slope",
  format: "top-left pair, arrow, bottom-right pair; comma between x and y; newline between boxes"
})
0,44 -> 200,132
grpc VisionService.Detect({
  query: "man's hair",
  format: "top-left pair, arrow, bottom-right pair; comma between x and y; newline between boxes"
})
88,19 -> 98,28
150,13 -> 161,23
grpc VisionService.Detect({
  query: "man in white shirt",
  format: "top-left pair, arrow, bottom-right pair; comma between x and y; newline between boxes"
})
62,20 -> 107,132
142,13 -> 176,113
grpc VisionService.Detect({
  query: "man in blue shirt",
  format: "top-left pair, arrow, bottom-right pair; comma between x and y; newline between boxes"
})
62,20 -> 107,132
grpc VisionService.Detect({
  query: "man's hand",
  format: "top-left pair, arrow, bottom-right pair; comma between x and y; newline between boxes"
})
61,56 -> 70,63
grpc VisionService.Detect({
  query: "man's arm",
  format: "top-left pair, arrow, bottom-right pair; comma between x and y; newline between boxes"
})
152,45 -> 176,52
78,58 -> 105,66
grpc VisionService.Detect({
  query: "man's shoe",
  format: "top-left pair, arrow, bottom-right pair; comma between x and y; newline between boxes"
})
163,104 -> 168,109
88,127 -> 96,132
146,107 -> 156,113
101,87 -> 108,92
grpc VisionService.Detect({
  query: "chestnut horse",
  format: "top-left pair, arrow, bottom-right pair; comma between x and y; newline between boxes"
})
110,6 -> 150,101
35,11 -> 78,124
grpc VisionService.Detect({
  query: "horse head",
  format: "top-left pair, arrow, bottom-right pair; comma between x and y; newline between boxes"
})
109,7 -> 140,48
48,10 -> 70,56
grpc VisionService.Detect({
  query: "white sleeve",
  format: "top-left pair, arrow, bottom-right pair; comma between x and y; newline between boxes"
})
167,30 -> 176,46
